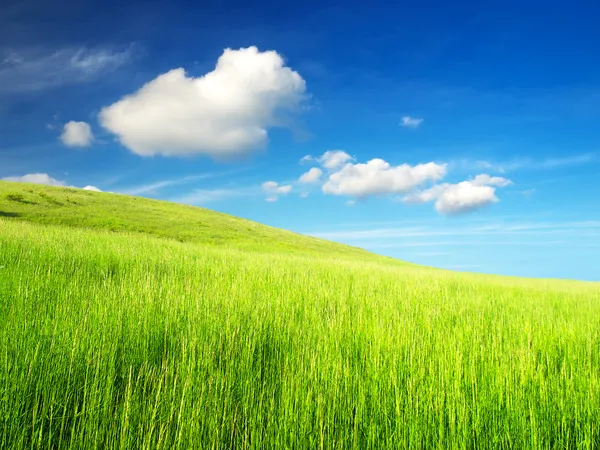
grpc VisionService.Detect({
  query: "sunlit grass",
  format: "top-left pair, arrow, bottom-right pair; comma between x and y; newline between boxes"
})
1,181 -> 600,448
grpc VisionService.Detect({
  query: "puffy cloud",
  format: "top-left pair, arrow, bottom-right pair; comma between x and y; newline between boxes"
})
318,150 -> 353,170
435,182 -> 499,215
322,158 -> 447,198
82,185 -> 102,192
262,181 -> 292,202
2,173 -> 66,186
99,46 -> 306,159
403,174 -> 512,215
471,174 -> 512,187
299,155 -> 314,164
400,116 -> 423,128
60,121 -> 94,147
299,167 -> 323,183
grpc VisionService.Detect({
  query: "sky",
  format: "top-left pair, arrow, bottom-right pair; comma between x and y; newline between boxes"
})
1,0 -> 599,281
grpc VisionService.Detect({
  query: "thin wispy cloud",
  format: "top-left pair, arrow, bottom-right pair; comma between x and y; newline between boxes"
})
363,240 -> 598,249
121,174 -> 216,196
472,153 -> 597,173
119,167 -> 253,196
307,220 -> 600,240
172,186 -> 260,205
0,45 -> 134,93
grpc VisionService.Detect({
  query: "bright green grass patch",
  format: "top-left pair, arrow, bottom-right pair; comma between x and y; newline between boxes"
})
1,181 -> 600,448
0,181 -> 386,259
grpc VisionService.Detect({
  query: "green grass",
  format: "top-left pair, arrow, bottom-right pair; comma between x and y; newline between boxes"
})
1,181 -> 600,449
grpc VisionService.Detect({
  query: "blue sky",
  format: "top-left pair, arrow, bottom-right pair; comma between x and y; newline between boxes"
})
1,0 -> 599,281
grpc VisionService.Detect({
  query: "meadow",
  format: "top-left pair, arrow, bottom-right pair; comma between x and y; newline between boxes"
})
1,181 -> 600,449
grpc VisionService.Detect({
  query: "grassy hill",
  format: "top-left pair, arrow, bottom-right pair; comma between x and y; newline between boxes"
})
1,180 -> 600,449
0,181 -> 399,260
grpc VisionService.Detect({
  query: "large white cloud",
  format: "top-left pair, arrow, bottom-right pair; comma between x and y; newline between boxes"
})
403,174 -> 512,215
99,46 -> 306,159
3,173 -> 66,186
322,158 -> 447,198
262,181 -> 292,202
61,121 -> 94,147
299,167 -> 323,183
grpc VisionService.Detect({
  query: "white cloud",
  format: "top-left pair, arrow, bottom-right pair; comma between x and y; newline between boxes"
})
60,121 -> 94,147
99,46 -> 306,159
435,182 -> 499,215
471,174 -> 512,187
82,185 -> 102,192
318,150 -> 354,170
2,173 -> 66,186
0,46 -> 132,92
299,167 -> 323,183
322,158 -> 447,198
262,181 -> 292,202
300,155 -> 314,164
400,116 -> 423,128
403,173 -> 512,215
403,183 -> 450,204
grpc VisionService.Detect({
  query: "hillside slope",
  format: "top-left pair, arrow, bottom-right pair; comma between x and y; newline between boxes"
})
0,180 -> 389,260
2,180 -> 600,448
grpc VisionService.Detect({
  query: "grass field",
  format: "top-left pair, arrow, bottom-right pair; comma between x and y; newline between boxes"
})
1,181 -> 600,449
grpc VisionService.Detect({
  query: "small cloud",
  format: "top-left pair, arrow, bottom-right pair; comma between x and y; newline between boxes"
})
2,173 -> 66,186
345,200 -> 356,206
435,182 -> 498,215
471,174 -> 512,187
300,155 -> 314,164
400,116 -> 424,128
262,180 -> 292,202
318,150 -> 354,170
403,173 -> 512,215
299,167 -> 323,183
82,185 -> 102,192
60,121 -> 94,147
